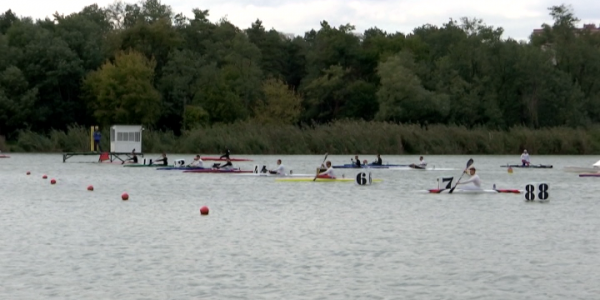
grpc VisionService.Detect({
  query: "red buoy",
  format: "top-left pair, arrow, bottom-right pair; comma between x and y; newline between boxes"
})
50,179 -> 56,184
200,206 -> 209,215
87,185 -> 94,191
26,171 -> 31,175
121,193 -> 129,201
42,175 -> 47,179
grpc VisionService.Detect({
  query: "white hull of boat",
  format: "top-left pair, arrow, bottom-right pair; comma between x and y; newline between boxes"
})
563,166 -> 600,173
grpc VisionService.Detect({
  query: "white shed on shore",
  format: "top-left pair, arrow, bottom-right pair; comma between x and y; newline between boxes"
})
110,125 -> 143,153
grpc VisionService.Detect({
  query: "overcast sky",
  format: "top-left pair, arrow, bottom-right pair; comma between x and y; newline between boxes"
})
2,0 -> 600,41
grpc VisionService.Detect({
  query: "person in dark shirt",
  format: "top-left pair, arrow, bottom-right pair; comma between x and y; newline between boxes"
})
122,149 -> 138,164
217,158 -> 233,169
154,152 -> 168,166
93,127 -> 102,152
219,149 -> 231,159
372,154 -> 383,166
352,155 -> 362,168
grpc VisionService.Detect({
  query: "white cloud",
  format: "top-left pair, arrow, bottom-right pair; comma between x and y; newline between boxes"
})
2,0 -> 600,41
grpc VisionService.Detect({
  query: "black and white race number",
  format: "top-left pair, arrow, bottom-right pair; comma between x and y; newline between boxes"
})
525,183 -> 549,202
356,172 -> 372,185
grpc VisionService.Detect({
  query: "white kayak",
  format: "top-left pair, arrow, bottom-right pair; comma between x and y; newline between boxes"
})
427,188 -> 522,194
233,173 -> 315,177
564,160 -> 600,173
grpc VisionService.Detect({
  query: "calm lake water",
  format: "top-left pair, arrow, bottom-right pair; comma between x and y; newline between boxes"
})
1,153 -> 599,299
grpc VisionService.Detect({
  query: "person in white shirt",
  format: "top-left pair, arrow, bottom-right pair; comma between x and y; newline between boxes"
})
317,161 -> 336,179
457,167 -> 481,190
189,155 -> 203,167
269,159 -> 286,175
520,150 -> 530,167
410,156 -> 427,169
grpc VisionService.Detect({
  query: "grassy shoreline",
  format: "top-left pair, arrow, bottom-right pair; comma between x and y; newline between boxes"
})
4,121 -> 600,155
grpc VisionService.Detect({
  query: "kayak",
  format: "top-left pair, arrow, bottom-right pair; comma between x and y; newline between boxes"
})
564,166 -> 600,173
234,173 -> 316,177
123,164 -> 169,167
183,168 -> 252,173
0,154 -> 10,158
157,166 -> 209,170
500,164 -> 553,169
579,173 -> 600,177
332,163 -> 408,169
428,188 -> 522,194
201,156 -> 253,162
275,177 -> 383,182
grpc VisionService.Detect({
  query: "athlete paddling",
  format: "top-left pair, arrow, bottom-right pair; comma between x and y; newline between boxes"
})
122,149 -> 138,164
372,154 -> 383,166
410,156 -> 427,169
154,152 -> 168,166
188,155 -> 203,167
217,158 -> 234,169
220,149 -> 231,159
317,161 -> 336,179
456,167 -> 481,190
269,159 -> 286,175
351,155 -> 362,167
521,150 -> 530,167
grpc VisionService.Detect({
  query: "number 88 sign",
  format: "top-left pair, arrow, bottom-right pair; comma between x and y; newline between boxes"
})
525,183 -> 549,202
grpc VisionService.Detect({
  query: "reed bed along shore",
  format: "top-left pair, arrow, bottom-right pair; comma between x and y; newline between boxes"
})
6,121 -> 599,155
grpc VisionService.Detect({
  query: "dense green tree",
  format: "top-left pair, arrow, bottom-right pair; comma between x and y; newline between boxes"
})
83,51 -> 161,127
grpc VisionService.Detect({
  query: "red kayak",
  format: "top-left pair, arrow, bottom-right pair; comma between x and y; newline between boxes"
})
0,155 -> 10,158
183,168 -> 253,173
201,156 -> 253,162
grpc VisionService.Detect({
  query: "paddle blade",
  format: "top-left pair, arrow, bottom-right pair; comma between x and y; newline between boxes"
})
466,158 -> 474,169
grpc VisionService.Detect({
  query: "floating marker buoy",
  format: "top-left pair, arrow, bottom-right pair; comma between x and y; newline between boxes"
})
121,193 -> 129,201
508,167 -> 513,174
87,185 -> 94,191
26,171 -> 31,175
42,175 -> 47,179
50,179 -> 56,184
200,206 -> 209,215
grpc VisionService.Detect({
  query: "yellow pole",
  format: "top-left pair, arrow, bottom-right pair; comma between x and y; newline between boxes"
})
90,126 -> 95,151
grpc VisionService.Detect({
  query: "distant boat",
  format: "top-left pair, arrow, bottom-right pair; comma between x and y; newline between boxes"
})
564,160 -> 600,174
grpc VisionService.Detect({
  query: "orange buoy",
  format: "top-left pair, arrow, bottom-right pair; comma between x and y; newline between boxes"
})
121,193 -> 129,201
42,175 -> 47,179
508,167 -> 513,174
50,179 -> 56,184
200,206 -> 209,215
87,185 -> 94,191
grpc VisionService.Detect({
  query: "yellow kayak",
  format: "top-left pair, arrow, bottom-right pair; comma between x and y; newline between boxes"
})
275,177 -> 382,183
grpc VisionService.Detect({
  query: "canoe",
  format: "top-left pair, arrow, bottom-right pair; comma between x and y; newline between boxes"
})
157,166 -> 209,170
564,167 -> 599,173
201,157 -> 253,162
183,168 -> 252,173
428,188 -> 522,194
123,164 -> 168,167
500,164 -> 553,169
275,177 -> 383,182
332,163 -> 408,169
579,173 -> 600,177
234,173 -> 316,177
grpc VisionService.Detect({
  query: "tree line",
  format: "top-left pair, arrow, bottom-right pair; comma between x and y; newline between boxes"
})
1,1 -> 599,141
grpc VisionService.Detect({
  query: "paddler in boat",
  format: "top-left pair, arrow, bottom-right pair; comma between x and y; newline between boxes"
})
217,158 -> 234,169
219,148 -> 231,159
317,161 -> 336,179
122,149 -> 138,164
409,156 -> 427,169
455,167 -> 481,190
352,155 -> 362,167
268,159 -> 286,175
372,154 -> 383,166
188,155 -> 203,167
154,152 -> 168,166
520,149 -> 530,167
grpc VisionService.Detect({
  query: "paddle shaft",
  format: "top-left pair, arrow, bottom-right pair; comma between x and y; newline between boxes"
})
449,159 -> 474,193
313,153 -> 329,181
